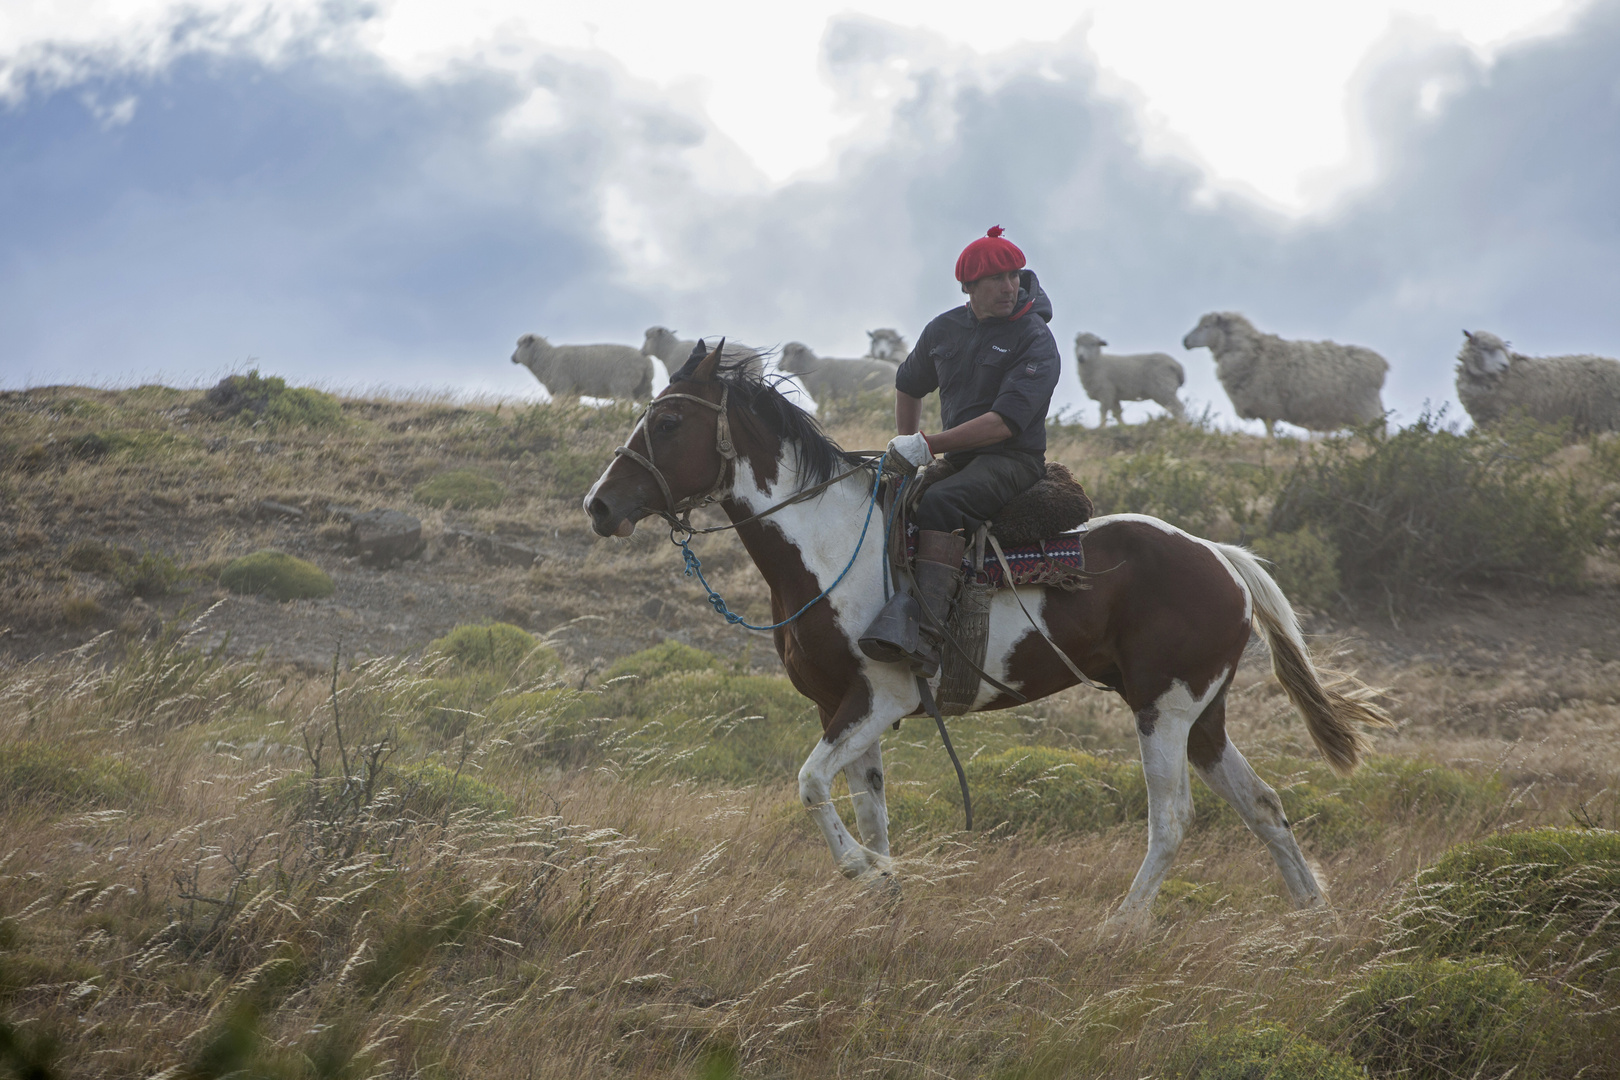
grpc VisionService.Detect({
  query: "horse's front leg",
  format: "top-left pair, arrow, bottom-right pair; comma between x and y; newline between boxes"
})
842,741 -> 890,858
800,692 -> 905,880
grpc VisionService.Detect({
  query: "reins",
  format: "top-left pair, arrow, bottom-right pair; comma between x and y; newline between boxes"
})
612,386 -> 882,537
611,384 -> 885,632
675,466 -> 883,632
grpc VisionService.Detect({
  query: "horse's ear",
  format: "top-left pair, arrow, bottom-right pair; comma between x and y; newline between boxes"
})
690,338 -> 725,383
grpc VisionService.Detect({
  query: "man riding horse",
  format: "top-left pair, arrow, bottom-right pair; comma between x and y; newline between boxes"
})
859,226 -> 1061,675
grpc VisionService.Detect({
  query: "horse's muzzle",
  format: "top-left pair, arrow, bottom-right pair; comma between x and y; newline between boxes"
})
586,493 -> 639,537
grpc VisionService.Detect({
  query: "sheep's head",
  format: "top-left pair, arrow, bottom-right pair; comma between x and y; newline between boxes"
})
1459,330 -> 1512,378
1183,312 -> 1237,352
511,333 -> 549,367
1073,332 -> 1107,363
643,326 -> 679,357
778,343 -> 815,374
867,328 -> 907,361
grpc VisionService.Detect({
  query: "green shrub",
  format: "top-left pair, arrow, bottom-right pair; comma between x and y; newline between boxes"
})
951,747 -> 1145,836
602,669 -> 820,783
1277,756 -> 1504,853
363,892 -> 500,993
602,641 -> 723,682
0,742 -> 148,809
1088,451 -> 1242,540
1167,1023 -> 1361,1080
1270,411 -> 1603,598
266,385 -> 344,428
99,429 -> 204,460
63,540 -> 120,574
425,623 -> 557,678
413,470 -> 506,510
1249,526 -> 1340,610
1393,827 -> 1620,986
66,431 -> 109,458
893,750 -> 1495,846
544,448 -> 606,500
61,593 -> 101,627
200,370 -> 343,428
395,761 -> 514,819
64,542 -> 184,598
486,689 -> 605,768
1333,958 -> 1586,1080
114,548 -> 183,598
219,549 -> 334,601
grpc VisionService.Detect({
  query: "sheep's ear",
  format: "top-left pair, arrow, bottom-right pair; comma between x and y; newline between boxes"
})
1099,338 -> 1109,347
1463,329 -> 1474,340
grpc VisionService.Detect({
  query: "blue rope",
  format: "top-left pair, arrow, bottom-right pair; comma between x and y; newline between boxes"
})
679,466 -> 884,631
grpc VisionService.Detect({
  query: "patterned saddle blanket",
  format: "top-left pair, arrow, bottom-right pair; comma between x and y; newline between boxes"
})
906,525 -> 1089,591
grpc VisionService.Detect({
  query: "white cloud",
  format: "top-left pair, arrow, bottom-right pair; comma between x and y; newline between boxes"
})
0,0 -> 1583,209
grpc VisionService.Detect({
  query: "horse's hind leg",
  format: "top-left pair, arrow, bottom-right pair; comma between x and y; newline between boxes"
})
1188,685 -> 1325,908
1118,679 -> 1218,913
843,741 -> 891,858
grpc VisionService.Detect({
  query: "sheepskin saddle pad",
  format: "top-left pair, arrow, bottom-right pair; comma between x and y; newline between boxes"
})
987,461 -> 1094,546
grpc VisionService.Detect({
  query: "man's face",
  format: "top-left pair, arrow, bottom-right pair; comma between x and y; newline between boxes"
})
965,269 -> 1022,320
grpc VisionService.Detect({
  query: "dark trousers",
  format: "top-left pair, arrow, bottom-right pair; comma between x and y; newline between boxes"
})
914,452 -> 1044,535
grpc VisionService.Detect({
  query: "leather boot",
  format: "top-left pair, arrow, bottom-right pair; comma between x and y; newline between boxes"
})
859,529 -> 966,676
912,528 -> 968,640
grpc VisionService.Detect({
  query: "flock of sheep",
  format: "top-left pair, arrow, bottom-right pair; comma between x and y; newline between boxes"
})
510,315 -> 1620,435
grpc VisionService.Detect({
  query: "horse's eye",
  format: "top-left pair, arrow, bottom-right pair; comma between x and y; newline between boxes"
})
656,413 -> 681,433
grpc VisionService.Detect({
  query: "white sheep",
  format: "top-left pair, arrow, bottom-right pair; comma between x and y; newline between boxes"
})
1073,331 -> 1186,425
510,334 -> 653,401
640,326 -> 762,372
1183,312 -> 1387,436
778,342 -> 898,404
866,328 -> 909,362
1456,330 -> 1620,433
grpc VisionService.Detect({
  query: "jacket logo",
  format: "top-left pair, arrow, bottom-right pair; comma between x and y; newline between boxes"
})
1025,363 -> 1039,374
991,345 -> 1009,353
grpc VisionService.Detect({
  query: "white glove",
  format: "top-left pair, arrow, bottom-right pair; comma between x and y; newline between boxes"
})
886,431 -> 934,472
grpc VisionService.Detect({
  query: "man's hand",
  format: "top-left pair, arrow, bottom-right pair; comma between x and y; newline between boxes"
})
885,431 -> 934,473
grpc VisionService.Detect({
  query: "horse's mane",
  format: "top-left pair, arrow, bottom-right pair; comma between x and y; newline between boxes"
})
671,351 -> 843,488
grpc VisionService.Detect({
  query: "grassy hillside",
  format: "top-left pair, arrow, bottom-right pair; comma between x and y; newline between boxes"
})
2,380 -> 1619,1077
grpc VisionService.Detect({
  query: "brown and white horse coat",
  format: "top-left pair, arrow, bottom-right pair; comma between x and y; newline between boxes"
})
585,347 -> 1389,916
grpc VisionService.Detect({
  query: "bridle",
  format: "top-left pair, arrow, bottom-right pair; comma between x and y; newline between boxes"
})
611,384 -> 738,530
611,380 -> 880,538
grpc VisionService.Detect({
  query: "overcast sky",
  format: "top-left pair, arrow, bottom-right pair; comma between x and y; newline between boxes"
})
1,0 -> 1616,430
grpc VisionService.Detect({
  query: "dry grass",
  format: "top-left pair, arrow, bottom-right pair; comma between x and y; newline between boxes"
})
1,622 -> 1617,1078
3,381 -> 1620,1077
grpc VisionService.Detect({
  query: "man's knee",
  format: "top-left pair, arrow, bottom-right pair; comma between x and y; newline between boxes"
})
914,488 -> 972,533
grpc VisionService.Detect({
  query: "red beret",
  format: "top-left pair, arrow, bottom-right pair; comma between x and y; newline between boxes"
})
955,225 -> 1026,283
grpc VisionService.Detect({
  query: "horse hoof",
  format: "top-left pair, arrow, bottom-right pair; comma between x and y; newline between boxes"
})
861,868 -> 903,908
1097,907 -> 1153,942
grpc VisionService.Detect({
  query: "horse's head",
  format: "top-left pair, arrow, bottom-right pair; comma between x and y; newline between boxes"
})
584,340 -> 733,537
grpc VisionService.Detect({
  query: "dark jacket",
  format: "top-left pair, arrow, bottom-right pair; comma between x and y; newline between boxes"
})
893,269 -> 1061,461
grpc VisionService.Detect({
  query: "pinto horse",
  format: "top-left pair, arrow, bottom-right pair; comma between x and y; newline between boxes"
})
585,344 -> 1391,916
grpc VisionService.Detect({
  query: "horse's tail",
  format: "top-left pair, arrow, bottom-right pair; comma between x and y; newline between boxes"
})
1212,542 -> 1393,775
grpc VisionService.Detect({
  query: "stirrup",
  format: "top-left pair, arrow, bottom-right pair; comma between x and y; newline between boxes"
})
859,591 -> 920,664
858,593 -> 941,676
